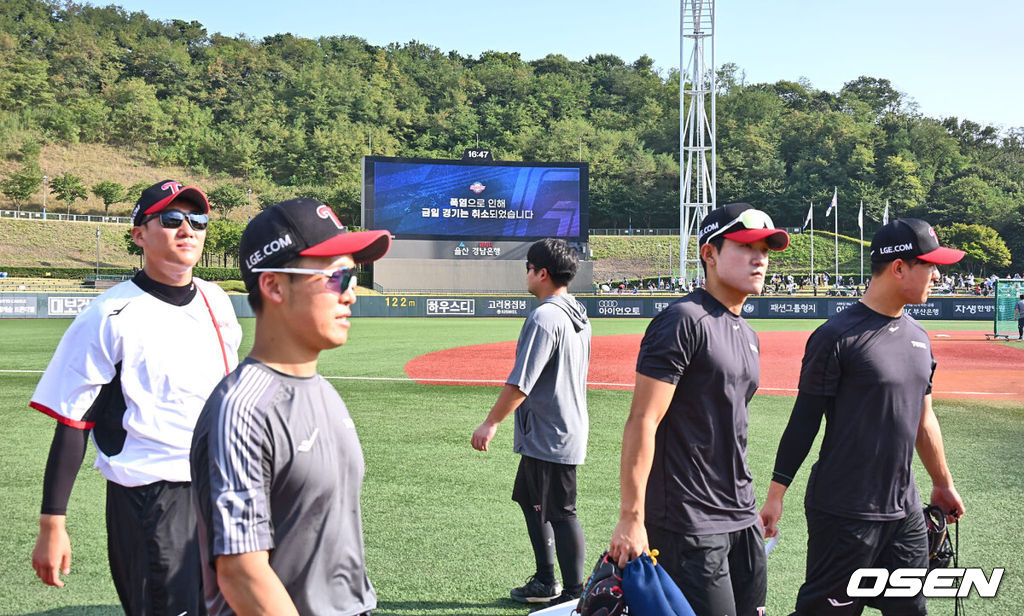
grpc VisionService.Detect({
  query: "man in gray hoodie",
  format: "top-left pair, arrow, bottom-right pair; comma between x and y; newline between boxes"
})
472,237 -> 592,606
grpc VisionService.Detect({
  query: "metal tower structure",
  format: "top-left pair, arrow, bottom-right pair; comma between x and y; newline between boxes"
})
679,0 -> 716,283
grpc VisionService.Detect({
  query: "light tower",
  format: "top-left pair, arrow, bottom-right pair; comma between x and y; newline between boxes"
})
679,0 -> 715,283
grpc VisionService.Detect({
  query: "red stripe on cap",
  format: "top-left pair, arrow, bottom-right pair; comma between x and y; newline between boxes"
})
724,228 -> 790,251
30,401 -> 95,430
142,186 -> 210,216
299,229 -> 392,264
917,246 -> 966,265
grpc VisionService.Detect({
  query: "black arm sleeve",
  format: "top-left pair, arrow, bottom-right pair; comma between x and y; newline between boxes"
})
771,392 -> 832,487
40,423 -> 89,516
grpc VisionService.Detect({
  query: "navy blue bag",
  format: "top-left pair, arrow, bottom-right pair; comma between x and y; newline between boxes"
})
622,552 -> 696,616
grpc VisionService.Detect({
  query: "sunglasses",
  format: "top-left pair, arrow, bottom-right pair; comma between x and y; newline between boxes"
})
249,266 -> 358,295
703,208 -> 775,243
142,210 -> 209,231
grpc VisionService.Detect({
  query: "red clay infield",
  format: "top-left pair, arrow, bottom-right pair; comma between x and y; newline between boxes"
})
405,331 -> 1024,401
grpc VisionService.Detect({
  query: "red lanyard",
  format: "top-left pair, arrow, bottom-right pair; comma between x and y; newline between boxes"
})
196,284 -> 231,375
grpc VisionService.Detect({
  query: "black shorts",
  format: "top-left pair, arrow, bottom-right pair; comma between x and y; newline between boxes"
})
646,522 -> 766,616
795,507 -> 928,616
511,455 -> 578,523
106,480 -> 206,616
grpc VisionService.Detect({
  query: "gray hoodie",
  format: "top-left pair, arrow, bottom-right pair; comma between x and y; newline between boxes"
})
508,293 -> 591,465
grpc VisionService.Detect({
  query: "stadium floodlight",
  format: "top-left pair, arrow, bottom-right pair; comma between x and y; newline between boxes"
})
679,0 -> 715,284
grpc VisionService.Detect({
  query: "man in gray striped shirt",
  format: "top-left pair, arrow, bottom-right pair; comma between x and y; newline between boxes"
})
191,199 -> 391,615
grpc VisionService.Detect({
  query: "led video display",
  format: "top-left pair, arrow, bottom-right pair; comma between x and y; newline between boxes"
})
363,156 -> 588,241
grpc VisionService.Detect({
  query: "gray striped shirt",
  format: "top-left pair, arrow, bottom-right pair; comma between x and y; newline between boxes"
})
191,358 -> 375,615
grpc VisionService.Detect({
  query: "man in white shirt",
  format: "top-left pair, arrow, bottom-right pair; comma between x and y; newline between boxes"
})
30,180 -> 242,615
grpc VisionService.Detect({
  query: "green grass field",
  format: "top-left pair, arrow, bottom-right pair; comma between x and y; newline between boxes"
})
0,317 -> 1019,616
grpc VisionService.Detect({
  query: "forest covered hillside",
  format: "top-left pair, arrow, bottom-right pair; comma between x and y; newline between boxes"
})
0,0 -> 1021,270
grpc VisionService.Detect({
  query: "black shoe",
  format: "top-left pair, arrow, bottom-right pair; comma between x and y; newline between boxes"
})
555,588 -> 583,604
510,575 -> 562,603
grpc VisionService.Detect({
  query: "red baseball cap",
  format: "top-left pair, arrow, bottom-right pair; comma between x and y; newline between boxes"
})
132,180 -> 209,226
240,198 -> 391,290
870,218 -> 964,265
698,203 -> 790,251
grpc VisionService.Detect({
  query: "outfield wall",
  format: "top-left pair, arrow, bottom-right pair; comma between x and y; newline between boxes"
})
1,293 -> 996,321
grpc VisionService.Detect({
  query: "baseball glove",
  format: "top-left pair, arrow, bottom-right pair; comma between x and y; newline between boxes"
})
577,552 -> 628,616
923,504 -> 954,570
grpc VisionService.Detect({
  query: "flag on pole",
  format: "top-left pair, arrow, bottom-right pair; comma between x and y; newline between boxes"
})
803,202 -> 813,230
858,200 -> 863,231
883,200 -> 890,224
825,187 -> 837,217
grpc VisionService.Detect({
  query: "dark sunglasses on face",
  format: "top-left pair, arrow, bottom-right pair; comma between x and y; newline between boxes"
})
249,266 -> 358,295
142,210 -> 209,231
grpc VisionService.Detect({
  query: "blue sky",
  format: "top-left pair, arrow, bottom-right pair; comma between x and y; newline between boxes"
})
107,0 -> 1022,130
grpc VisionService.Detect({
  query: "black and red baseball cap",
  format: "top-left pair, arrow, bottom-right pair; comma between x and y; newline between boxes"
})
698,202 -> 789,251
870,218 -> 964,265
240,198 -> 391,290
131,180 -> 209,226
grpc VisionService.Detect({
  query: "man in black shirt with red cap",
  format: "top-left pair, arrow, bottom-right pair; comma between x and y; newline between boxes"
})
609,202 -> 789,616
760,218 -> 966,616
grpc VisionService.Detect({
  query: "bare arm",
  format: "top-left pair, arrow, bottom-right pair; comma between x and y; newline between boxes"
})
608,373 -> 675,568
915,394 -> 964,523
32,514 -> 72,587
471,384 -> 527,451
759,481 -> 789,539
216,551 -> 300,616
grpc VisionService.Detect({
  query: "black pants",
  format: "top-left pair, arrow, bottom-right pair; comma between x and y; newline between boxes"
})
647,522 -> 767,616
794,508 -> 927,616
106,480 -> 206,616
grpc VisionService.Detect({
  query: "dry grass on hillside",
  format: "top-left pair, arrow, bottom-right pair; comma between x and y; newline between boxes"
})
592,257 -> 678,282
0,218 -> 138,268
0,143 -> 250,220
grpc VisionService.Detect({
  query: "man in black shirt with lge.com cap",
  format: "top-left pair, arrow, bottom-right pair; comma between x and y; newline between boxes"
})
760,218 -> 966,616
609,203 -> 789,616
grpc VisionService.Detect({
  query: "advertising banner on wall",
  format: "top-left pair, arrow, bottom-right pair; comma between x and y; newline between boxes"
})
47,296 -> 93,317
2,294 -> 997,321
0,296 -> 36,316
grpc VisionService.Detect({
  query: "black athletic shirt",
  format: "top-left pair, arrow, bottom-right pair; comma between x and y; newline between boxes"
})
798,301 -> 936,521
636,289 -> 761,535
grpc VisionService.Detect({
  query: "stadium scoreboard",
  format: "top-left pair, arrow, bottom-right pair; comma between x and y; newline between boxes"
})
362,156 -> 588,242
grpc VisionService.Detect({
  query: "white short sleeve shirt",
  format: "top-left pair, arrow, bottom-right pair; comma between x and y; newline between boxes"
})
30,278 -> 242,486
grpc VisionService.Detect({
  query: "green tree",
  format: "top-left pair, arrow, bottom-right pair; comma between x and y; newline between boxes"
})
931,175 -> 1013,230
205,220 -> 244,267
206,184 -> 247,214
91,180 -> 127,216
19,139 -> 42,163
879,155 -> 926,215
127,181 -> 152,201
103,78 -> 168,144
123,229 -> 143,264
49,172 -> 88,216
936,223 -> 1011,275
1,165 -> 42,213
839,76 -> 905,118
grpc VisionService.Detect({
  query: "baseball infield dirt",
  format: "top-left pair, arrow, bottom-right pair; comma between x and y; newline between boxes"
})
405,331 -> 1024,401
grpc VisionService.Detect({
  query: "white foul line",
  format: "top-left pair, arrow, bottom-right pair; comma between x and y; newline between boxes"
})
1,370 -> 1016,396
